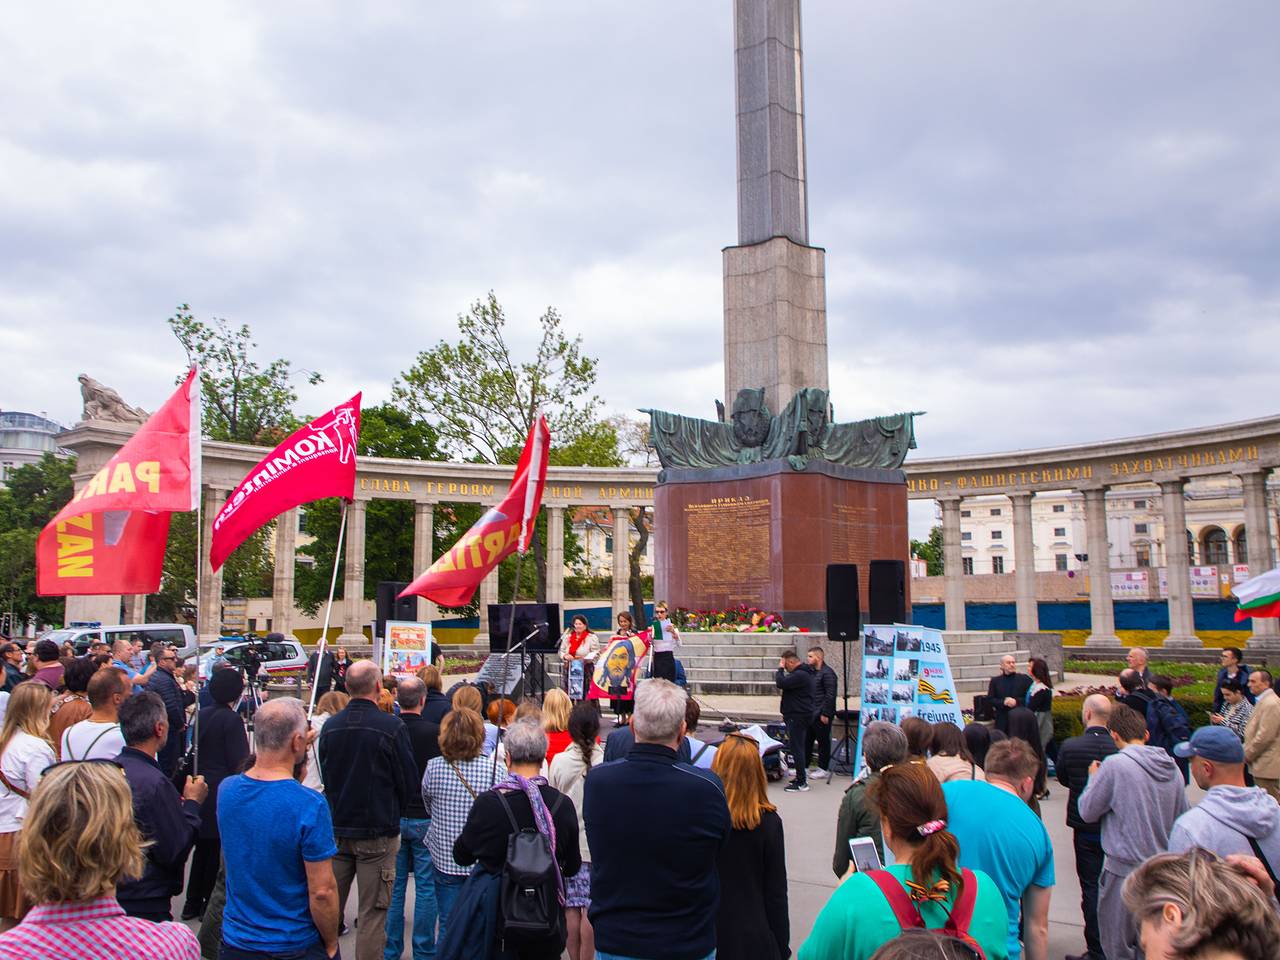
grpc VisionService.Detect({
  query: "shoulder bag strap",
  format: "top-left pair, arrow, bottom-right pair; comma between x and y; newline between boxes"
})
944,868 -> 979,938
692,741 -> 711,763
1246,835 -> 1280,889
865,870 -> 926,932
448,759 -> 478,799
69,726 -> 115,763
0,763 -> 30,801
494,788 -> 521,832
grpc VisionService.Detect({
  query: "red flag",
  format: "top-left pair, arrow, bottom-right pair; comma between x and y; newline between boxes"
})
400,415 -> 550,608
210,394 -> 362,571
37,368 -> 200,596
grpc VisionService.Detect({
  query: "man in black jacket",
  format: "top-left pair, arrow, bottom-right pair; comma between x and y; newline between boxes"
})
145,643 -> 194,777
114,691 -> 207,921
318,659 -> 419,960
776,649 -> 816,792
805,645 -> 839,780
0,642 -> 25,693
306,644 -> 335,696
986,654 -> 1033,733
384,676 -> 441,960
1117,668 -> 1156,716
584,679 -> 729,960
1055,694 -> 1118,960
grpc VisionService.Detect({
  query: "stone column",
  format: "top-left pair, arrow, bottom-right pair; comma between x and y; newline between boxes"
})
1240,469 -> 1280,652
1159,479 -> 1199,647
612,507 -> 632,620
939,497 -> 966,632
545,505 -> 566,607
1082,487 -> 1120,645
197,486 -> 225,647
122,594 -> 147,624
338,499 -> 367,644
478,567 -> 500,639
271,508 -> 297,637
413,501 -> 439,624
1010,492 -> 1039,632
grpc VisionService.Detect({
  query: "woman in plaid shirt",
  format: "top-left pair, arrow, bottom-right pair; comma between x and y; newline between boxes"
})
422,707 -> 501,945
1212,678 -> 1254,741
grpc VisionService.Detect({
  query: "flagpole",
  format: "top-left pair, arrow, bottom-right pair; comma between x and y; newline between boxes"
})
193,488 -> 203,779
308,500 -> 348,720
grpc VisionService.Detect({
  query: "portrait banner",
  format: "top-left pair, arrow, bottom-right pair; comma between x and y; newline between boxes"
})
588,631 -> 651,702
382,620 -> 435,680
852,624 -> 965,778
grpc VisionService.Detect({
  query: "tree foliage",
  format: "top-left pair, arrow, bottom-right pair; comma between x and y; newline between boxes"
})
911,525 -> 945,576
168,303 -> 323,444
0,454 -> 77,629
147,513 -> 274,623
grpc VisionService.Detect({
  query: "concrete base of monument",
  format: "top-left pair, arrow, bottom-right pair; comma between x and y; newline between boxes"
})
653,460 -> 909,630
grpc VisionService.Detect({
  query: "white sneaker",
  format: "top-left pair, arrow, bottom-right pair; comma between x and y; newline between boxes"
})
810,768 -> 829,780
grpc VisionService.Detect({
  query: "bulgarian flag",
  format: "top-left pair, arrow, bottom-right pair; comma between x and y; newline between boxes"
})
1233,568 -> 1280,622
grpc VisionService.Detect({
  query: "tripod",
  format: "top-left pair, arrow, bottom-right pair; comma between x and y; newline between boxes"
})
828,639 -> 858,783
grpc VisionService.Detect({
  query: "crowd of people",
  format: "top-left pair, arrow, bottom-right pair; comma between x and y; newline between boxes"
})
0,629 -> 1278,960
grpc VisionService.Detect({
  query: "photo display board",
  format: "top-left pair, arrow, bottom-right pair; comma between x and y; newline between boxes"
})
382,621 -> 435,681
853,623 -> 965,777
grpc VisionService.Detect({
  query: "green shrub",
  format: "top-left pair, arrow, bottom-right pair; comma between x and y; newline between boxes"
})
1052,691 -> 1216,744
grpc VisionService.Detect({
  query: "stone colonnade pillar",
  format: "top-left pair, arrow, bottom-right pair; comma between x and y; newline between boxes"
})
612,507 -> 632,620
1010,492 -> 1039,632
271,508 -> 297,637
939,496 -> 965,631
1240,469 -> 1280,652
413,502 -> 439,624
197,485 -> 226,647
1159,479 -> 1199,647
338,500 -> 367,644
478,567 -> 500,639
1082,486 -> 1119,645
546,506 -> 565,607
122,594 -> 147,625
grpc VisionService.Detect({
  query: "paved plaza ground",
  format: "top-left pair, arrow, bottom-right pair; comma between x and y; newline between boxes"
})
168,725 -> 1206,958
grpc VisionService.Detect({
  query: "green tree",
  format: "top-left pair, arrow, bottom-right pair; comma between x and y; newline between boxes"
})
0,454 -> 78,629
391,293 -> 619,605
147,513 -> 274,623
168,303 -> 323,444
911,525 -> 944,576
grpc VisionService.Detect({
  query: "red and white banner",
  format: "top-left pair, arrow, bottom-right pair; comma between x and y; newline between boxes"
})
210,394 -> 361,571
37,368 -> 201,596
400,415 -> 550,608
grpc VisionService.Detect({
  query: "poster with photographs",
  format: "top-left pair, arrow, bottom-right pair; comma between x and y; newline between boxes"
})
852,624 -> 965,778
382,621 -> 437,681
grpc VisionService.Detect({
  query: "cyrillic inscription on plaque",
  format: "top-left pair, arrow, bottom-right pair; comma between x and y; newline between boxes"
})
832,503 -> 877,563
684,496 -> 771,599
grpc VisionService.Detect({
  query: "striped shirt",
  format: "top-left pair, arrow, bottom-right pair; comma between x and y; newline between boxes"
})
423,754 -> 502,875
0,897 -> 199,959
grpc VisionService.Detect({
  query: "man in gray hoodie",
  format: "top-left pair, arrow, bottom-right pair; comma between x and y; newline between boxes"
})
1078,702 -> 1189,960
1170,725 -> 1280,872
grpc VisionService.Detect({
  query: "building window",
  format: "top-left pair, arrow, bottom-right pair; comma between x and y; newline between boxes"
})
1135,523 -> 1149,534
1134,499 -> 1147,509
991,530 -> 1003,540
960,510 -> 971,518
1135,545 -> 1151,568
992,556 -> 1005,574
1055,554 -> 1069,571
990,508 -> 1002,516
962,557 -> 974,575
1053,527 -> 1066,537
1052,504 -> 1066,513
605,535 -> 613,553
297,511 -> 308,534
961,532 -> 972,541
247,618 -> 257,634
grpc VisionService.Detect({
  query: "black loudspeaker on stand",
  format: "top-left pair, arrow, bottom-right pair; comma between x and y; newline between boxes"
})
868,559 -> 907,624
825,564 -> 860,779
376,581 -> 417,640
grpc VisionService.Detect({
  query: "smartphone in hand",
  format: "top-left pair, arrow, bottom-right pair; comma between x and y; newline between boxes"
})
848,836 -> 882,873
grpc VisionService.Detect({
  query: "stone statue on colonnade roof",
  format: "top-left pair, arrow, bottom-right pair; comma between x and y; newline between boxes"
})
644,386 -> 921,472
77,374 -> 148,424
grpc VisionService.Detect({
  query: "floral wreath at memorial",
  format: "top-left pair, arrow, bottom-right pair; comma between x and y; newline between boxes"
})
674,606 -> 797,633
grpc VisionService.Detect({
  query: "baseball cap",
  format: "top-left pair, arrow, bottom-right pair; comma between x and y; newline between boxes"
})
1173,725 -> 1245,764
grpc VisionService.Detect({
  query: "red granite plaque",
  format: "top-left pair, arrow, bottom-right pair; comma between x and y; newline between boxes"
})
653,462 -> 909,628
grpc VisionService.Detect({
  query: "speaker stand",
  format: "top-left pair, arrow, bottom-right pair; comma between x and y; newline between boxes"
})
829,636 -> 858,784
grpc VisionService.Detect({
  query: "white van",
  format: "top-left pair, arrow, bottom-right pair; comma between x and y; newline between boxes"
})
197,638 -> 307,679
43,624 -> 198,662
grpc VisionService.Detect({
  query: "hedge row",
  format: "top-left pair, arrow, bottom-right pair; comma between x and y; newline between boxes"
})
1051,692 -> 1215,742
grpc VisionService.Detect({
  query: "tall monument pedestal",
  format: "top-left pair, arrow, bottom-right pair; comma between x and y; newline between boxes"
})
654,461 -> 909,630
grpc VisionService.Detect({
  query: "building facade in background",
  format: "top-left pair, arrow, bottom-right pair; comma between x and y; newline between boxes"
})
0,411 -> 68,485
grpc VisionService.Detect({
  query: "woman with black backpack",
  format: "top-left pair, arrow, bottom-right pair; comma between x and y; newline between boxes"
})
453,717 -> 581,960
798,763 -> 1009,960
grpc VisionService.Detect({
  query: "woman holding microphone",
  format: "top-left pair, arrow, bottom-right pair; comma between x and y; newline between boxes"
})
558,614 -> 600,701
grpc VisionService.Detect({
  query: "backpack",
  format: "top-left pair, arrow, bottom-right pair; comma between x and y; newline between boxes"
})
866,867 -> 987,960
495,788 -> 565,945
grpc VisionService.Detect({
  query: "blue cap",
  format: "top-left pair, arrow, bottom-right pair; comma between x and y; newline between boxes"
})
1173,726 -> 1245,764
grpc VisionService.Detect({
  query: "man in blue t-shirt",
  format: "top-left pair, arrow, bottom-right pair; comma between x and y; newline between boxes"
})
218,697 -> 340,959
943,738 -> 1054,960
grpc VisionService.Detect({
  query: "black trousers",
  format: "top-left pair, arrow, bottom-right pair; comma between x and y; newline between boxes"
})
808,715 -> 832,770
785,717 -> 811,784
1074,831 -> 1105,960
652,650 -> 676,682
187,837 -> 222,912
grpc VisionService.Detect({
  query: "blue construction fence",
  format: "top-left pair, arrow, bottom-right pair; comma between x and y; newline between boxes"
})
912,598 -> 1250,632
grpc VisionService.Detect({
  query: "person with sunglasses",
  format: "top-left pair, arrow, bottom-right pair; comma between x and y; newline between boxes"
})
143,644 -> 195,778
0,760 -> 200,958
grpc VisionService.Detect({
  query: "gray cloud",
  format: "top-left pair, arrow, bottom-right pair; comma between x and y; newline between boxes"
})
2,0 -> 1276,526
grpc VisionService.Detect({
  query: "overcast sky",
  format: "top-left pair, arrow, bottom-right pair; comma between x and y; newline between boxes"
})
3,1 -> 1277,538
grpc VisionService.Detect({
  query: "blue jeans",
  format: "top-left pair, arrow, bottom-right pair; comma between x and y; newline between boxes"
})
596,953 -> 714,960
220,941 -> 335,960
383,818 -> 436,960
431,868 -> 467,946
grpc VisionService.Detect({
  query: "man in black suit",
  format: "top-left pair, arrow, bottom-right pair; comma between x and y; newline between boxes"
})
986,653 -> 1032,733
1056,694 -> 1119,960
307,644 -> 335,696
